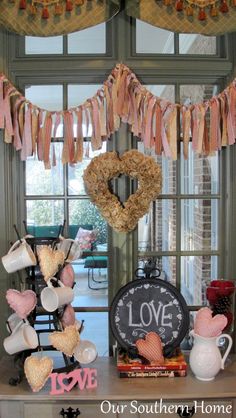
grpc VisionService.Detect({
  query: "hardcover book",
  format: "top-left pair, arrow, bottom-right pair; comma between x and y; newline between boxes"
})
119,369 -> 187,378
117,349 -> 187,372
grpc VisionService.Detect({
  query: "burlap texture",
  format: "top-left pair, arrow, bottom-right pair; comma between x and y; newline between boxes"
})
0,0 -> 120,36
126,0 -> 236,35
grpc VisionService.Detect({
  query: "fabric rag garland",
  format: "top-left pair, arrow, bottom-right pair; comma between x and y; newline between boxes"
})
1,64 -> 236,165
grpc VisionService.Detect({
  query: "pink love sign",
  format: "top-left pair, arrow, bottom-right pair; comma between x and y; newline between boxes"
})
49,368 -> 97,395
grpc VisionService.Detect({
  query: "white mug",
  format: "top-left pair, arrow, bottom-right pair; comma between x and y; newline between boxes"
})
40,278 -> 74,312
57,237 -> 82,262
6,313 -> 29,334
2,238 -> 37,273
73,340 -> 97,364
3,322 -> 38,355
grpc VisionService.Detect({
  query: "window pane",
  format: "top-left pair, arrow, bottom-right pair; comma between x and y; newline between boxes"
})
138,256 -> 176,286
26,200 -> 64,228
138,143 -> 177,194
68,84 -> 102,137
146,85 -> 175,103
69,200 -> 107,246
180,84 -> 217,105
25,36 -> 63,55
138,200 -> 176,251
136,20 -> 174,54
181,143 -> 219,195
179,34 -> 216,55
26,144 -> 64,196
181,199 -> 218,251
73,262 -> 108,307
68,23 -> 106,54
68,143 -> 106,195
68,84 -> 102,107
25,85 -> 63,111
181,256 -> 218,305
75,312 -> 108,356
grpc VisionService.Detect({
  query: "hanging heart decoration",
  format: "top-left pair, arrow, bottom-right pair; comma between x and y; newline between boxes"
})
6,289 -> 37,319
83,150 -> 162,233
49,325 -> 79,356
38,246 -> 65,282
24,356 -> 53,392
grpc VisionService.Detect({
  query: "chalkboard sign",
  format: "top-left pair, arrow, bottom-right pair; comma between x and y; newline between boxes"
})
110,278 -> 189,356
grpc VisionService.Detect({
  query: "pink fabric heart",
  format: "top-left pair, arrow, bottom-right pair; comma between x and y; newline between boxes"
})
61,304 -> 75,328
135,332 -> 164,364
6,289 -> 37,319
59,264 -> 75,288
194,307 -> 228,338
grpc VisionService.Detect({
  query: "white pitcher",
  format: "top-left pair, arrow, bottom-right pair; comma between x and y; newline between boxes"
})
189,330 -> 232,381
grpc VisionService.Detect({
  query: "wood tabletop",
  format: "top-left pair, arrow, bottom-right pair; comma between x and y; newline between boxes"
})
0,355 -> 236,402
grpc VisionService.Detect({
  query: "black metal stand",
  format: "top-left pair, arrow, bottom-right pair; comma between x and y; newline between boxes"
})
8,223 -> 81,386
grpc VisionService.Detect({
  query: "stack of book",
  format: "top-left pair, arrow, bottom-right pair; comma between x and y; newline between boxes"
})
117,349 -> 187,378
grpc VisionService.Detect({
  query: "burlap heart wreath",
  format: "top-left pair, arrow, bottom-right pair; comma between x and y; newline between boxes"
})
83,150 -> 162,233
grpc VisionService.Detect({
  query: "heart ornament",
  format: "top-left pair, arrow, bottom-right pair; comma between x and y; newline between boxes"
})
59,264 -> 75,288
60,304 -> 76,328
49,325 -> 79,357
194,307 -> 228,338
24,356 -> 53,392
135,332 -> 165,364
6,289 -> 37,319
83,150 -> 162,233
38,246 -> 65,282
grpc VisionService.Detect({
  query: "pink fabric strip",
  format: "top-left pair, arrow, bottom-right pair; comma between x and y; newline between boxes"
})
76,107 -> 84,162
155,104 -> 162,155
161,103 -> 173,159
0,80 -> 4,128
226,90 -> 235,145
43,112 -> 53,169
144,96 -> 156,149
2,84 -> 15,139
91,98 -> 102,150
229,85 -> 236,138
182,106 -> 191,159
196,104 -> 207,154
220,95 -> 227,146
21,105 -> 32,160
31,109 -> 38,154
37,110 -> 44,161
210,99 -> 219,151
117,70 -> 127,116
53,112 -> 61,139
13,97 -> 25,151
62,111 -> 74,164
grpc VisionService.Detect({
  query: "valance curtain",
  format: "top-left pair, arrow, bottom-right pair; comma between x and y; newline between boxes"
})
126,0 -> 236,35
0,0 -> 236,36
0,0 -> 120,37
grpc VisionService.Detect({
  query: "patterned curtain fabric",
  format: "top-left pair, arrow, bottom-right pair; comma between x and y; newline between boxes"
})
0,0 -> 120,36
126,0 -> 236,35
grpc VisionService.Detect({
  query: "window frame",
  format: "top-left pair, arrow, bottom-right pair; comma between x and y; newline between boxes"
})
6,13 -> 236,354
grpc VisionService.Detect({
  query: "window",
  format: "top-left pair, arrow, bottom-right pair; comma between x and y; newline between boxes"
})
8,15 -> 233,355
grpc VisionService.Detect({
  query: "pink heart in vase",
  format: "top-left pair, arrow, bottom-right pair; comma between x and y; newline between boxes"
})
194,307 -> 228,338
6,289 -> 37,319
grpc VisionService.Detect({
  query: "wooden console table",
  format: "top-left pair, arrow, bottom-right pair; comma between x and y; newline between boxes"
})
0,356 -> 236,417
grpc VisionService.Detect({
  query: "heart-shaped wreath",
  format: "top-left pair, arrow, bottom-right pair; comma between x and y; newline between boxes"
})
83,150 -> 162,233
